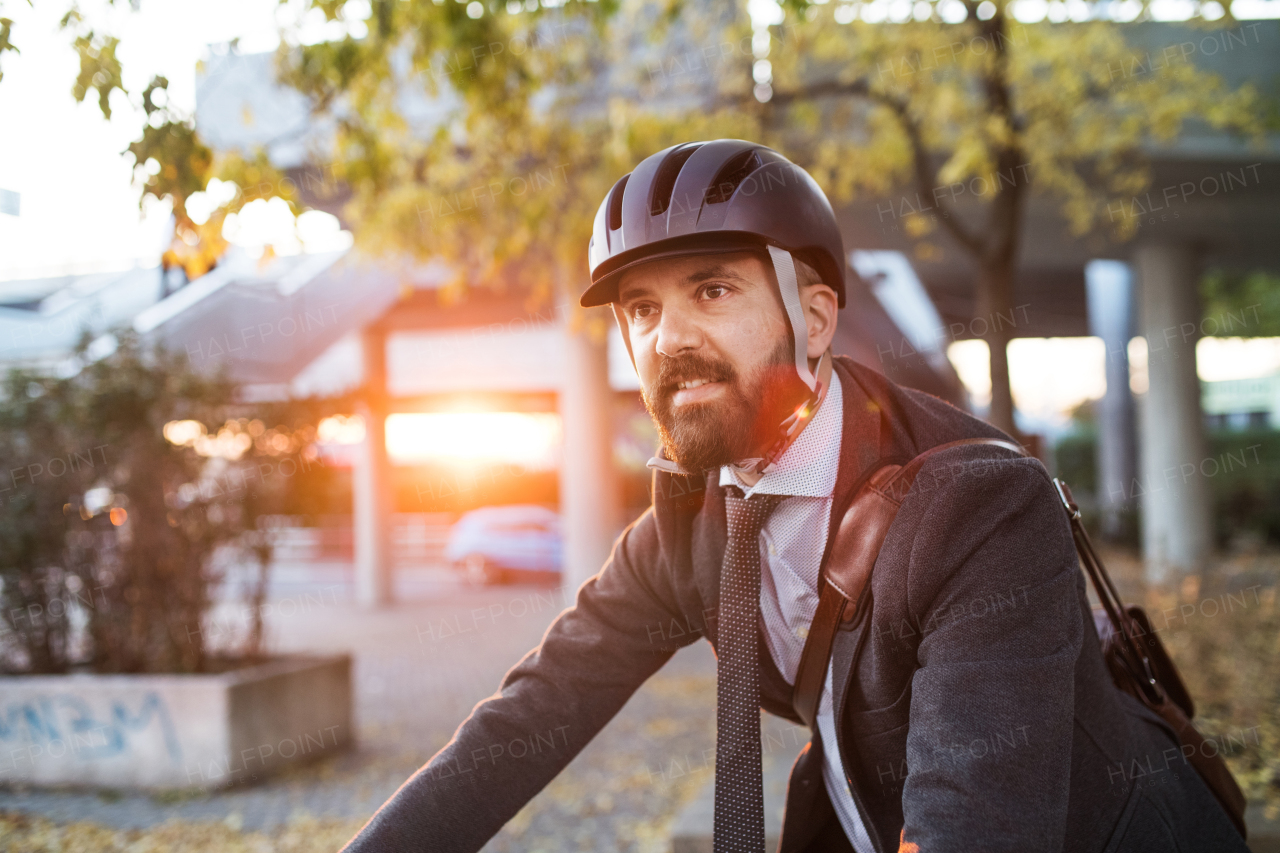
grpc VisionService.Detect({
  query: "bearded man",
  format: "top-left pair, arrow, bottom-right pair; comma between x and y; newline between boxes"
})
342,141 -> 1247,853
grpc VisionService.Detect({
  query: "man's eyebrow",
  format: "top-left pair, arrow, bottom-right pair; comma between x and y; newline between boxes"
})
617,280 -> 650,303
618,263 -> 751,302
683,264 -> 752,286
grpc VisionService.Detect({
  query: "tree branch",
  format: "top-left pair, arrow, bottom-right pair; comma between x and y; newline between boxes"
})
768,79 -> 986,256
881,95 -> 987,257
767,77 -> 872,104
976,8 -> 1026,267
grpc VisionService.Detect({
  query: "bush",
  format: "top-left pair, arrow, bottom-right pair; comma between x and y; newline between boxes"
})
1053,429 -> 1097,497
1053,429 -> 1280,548
0,332 -> 327,674
1209,430 -> 1280,548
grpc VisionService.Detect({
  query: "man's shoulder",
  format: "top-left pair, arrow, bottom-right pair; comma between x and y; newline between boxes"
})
832,356 -> 1057,520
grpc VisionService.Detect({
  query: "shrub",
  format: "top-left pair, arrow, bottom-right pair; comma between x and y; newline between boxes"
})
1053,428 -> 1280,548
0,332 -> 326,674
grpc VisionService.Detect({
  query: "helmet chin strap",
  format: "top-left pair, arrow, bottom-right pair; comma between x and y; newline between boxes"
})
768,245 -> 817,393
613,249 -> 829,478
725,246 -> 825,477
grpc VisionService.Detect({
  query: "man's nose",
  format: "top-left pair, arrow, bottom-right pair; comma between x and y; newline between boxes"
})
655,307 -> 703,357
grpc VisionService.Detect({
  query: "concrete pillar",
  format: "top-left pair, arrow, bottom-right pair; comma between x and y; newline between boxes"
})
559,308 -> 620,599
354,326 -> 395,607
1133,243 -> 1213,583
1084,260 -> 1137,539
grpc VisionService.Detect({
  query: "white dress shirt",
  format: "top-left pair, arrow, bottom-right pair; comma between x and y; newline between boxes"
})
719,372 -> 874,852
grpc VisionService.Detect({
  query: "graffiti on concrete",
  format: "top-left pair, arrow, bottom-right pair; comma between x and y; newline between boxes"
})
0,690 -> 182,772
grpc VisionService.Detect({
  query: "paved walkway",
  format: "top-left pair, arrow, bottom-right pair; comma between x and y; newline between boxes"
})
0,574 -> 722,852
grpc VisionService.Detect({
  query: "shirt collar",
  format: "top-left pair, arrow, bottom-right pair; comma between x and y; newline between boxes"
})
719,371 -> 844,500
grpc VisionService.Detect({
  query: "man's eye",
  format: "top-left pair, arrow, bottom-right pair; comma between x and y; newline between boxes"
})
703,284 -> 728,300
632,304 -> 657,321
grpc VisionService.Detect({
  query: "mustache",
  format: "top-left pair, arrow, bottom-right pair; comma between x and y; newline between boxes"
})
654,352 -> 736,397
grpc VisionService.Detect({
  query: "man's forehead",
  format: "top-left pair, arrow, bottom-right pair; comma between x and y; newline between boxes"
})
616,251 -> 766,300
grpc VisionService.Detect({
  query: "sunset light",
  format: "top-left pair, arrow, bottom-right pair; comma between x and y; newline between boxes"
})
384,412 -> 562,469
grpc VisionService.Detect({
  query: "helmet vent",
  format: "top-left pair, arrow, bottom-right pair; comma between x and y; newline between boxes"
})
607,174 -> 629,232
703,149 -> 761,205
649,144 -> 702,217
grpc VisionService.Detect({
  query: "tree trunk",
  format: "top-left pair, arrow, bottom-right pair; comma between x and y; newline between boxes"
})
977,257 -> 1018,437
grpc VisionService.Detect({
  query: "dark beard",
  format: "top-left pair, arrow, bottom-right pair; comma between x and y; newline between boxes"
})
642,338 -> 806,474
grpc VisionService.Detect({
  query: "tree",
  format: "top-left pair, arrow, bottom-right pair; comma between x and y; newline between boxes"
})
210,2 -> 1269,435
0,1 -> 25,84
759,3 -> 1265,433
1,0 -> 1268,433
260,0 -> 1266,436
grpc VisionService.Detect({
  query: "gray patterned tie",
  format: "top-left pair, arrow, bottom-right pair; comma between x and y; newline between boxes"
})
714,487 -> 787,853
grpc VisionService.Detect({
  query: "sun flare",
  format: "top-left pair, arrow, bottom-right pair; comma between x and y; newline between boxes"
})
384,412 -> 562,469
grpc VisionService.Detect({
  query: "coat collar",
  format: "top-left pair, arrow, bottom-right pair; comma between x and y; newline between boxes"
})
827,356 -> 890,538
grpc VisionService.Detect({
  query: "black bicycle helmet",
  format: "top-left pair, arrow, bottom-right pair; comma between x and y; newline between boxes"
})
587,140 -> 848,476
583,139 -> 846,309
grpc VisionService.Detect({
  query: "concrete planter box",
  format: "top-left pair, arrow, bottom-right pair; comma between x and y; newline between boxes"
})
0,654 -> 352,791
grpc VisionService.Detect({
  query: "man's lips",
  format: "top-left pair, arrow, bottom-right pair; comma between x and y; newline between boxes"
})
670,378 -> 725,406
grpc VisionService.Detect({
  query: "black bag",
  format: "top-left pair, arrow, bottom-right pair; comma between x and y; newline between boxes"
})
788,440 -> 1249,840
1054,479 -> 1247,839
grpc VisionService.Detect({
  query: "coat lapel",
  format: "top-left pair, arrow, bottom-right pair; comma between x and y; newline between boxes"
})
691,469 -> 725,646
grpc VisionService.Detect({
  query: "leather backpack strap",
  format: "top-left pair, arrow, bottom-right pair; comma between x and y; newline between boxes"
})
790,437 -> 1026,728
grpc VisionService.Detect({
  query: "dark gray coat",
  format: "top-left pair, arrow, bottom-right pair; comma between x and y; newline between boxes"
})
343,356 -> 1245,853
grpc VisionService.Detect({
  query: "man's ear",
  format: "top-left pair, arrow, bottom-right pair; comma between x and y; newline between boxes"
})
803,284 -> 838,360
